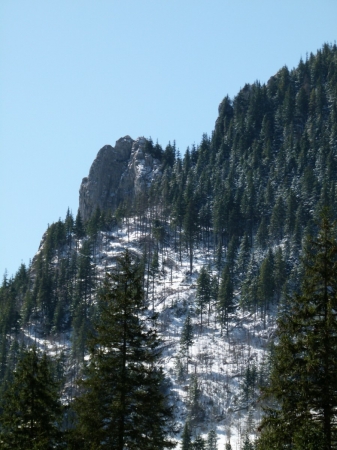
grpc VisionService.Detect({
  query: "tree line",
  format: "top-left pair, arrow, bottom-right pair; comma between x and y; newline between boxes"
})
1,43 -> 337,448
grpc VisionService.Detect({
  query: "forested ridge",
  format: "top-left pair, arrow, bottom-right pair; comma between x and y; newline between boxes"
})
1,43 -> 337,448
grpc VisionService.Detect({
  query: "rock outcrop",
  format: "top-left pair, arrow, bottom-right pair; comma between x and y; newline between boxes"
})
79,136 -> 161,222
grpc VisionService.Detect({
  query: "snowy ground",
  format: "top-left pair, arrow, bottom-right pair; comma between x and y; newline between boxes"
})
26,220 -> 277,449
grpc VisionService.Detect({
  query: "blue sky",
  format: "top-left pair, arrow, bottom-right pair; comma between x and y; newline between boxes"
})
1,0 -> 337,278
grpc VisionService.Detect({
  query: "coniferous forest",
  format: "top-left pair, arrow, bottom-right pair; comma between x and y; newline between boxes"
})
1,43 -> 337,448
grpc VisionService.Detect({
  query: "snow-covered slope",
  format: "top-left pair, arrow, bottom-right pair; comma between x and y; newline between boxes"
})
28,217 -> 276,449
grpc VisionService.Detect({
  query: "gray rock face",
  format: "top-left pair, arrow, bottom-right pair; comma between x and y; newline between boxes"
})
79,136 -> 161,222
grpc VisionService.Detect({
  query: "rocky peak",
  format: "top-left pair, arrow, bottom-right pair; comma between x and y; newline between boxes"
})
79,136 -> 161,222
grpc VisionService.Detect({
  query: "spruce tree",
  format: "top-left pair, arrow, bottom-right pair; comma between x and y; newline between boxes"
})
193,434 -> 206,449
257,213 -> 337,449
74,210 -> 85,240
240,363 -> 258,409
242,435 -> 254,450
187,375 -> 204,426
257,249 -> 274,325
180,311 -> 194,356
196,267 -> 211,330
150,249 -> 160,309
73,250 -> 175,449
206,429 -> 217,450
181,421 -> 192,450
0,346 -> 63,449
217,265 -> 234,336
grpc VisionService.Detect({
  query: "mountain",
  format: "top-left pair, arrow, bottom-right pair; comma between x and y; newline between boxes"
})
1,43 -> 337,449
79,136 -> 162,222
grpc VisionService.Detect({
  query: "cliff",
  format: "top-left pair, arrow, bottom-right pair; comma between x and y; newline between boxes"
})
79,135 -> 161,221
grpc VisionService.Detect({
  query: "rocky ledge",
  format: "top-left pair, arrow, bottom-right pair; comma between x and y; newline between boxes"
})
79,136 -> 161,222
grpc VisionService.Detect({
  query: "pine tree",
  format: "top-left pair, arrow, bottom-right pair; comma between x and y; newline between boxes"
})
73,250 -> 175,449
269,196 -> 285,242
74,210 -> 85,240
193,434 -> 206,449
240,363 -> 258,409
0,346 -> 63,449
180,311 -> 194,356
181,421 -> 192,450
150,249 -> 160,309
242,435 -> 254,450
217,265 -> 234,336
237,233 -> 251,279
257,212 -> 337,449
65,207 -> 74,246
257,249 -> 274,325
187,375 -> 204,426
71,240 -> 95,361
196,267 -> 211,330
206,429 -> 217,450
183,174 -> 200,273
255,217 -> 268,249
273,247 -> 287,302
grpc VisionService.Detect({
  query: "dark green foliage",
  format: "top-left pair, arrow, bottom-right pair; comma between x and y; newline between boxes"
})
237,233 -> 251,279
273,247 -> 287,301
86,207 -> 102,239
162,142 -> 176,170
242,435 -> 254,450
2,42 -> 337,449
0,346 -> 63,449
226,237 -> 238,273
145,137 -> 163,160
181,421 -> 192,450
65,207 -> 74,238
73,251 -> 175,449
153,219 -> 165,247
217,265 -> 234,335
240,254 -> 259,312
206,429 -> 217,450
74,210 -> 85,240
150,249 -> 160,309
43,219 -> 67,260
257,213 -> 337,449
257,249 -> 274,325
240,363 -> 258,408
187,375 -> 204,426
193,434 -> 206,449
0,266 -> 28,385
255,217 -> 268,249
180,311 -> 194,355
71,240 -> 95,360
183,178 -> 200,272
196,267 -> 211,329
269,196 -> 285,242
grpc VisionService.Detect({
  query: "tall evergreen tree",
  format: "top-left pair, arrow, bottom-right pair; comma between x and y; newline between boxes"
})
181,421 -> 192,450
180,311 -> 194,356
242,435 -> 254,450
217,265 -> 234,336
196,267 -> 211,330
206,429 -> 217,450
0,346 -> 63,449
187,375 -> 204,426
193,434 -> 206,450
73,250 -> 175,449
74,210 -> 85,240
257,213 -> 337,449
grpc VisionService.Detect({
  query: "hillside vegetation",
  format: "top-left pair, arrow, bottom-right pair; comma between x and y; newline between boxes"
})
1,43 -> 337,449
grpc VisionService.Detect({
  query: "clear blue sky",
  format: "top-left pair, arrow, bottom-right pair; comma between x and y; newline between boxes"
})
1,0 -> 337,278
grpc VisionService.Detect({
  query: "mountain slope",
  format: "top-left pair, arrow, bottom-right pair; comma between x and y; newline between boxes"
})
1,43 -> 337,449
